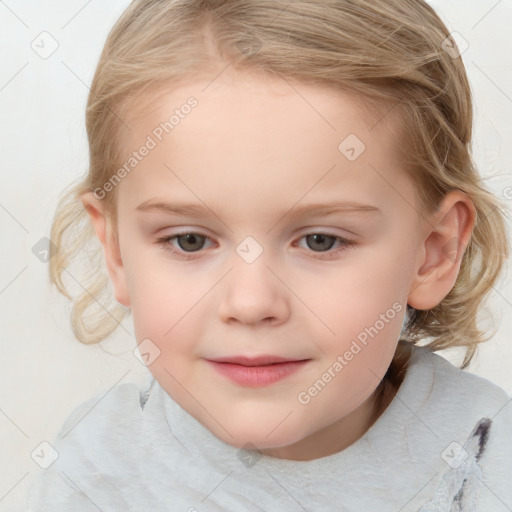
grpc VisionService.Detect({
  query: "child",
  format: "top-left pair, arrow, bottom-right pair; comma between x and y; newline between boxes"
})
27,0 -> 512,510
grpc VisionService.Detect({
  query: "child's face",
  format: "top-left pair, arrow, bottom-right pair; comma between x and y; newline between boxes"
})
98,71 -> 432,459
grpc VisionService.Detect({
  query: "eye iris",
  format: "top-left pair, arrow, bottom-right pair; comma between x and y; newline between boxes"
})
306,234 -> 336,251
177,233 -> 204,252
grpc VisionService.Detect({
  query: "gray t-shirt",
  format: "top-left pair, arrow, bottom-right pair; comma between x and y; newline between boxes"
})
26,345 -> 512,511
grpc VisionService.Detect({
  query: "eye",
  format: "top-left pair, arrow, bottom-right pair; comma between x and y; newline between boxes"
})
156,231 -> 214,258
296,233 -> 355,257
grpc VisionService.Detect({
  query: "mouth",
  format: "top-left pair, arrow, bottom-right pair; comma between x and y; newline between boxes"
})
205,355 -> 311,387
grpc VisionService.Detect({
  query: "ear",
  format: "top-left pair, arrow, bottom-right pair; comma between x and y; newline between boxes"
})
81,192 -> 131,307
408,189 -> 476,310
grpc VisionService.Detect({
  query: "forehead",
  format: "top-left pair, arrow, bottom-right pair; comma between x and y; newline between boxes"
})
123,69 -> 402,154
116,70 -> 413,216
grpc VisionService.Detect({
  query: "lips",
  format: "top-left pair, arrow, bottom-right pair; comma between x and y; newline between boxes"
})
207,355 -> 307,366
205,355 -> 311,387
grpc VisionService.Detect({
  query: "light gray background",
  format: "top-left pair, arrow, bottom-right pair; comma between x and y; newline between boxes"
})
1,1 -> 511,510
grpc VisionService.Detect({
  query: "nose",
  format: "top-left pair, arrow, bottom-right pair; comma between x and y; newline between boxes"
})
217,253 -> 290,327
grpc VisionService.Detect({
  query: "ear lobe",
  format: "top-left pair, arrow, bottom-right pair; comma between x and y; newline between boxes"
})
407,190 -> 476,310
81,192 -> 131,307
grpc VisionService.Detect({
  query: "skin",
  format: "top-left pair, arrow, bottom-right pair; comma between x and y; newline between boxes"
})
83,68 -> 475,461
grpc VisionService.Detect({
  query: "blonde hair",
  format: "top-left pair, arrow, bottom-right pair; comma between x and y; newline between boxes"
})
50,0 -> 509,376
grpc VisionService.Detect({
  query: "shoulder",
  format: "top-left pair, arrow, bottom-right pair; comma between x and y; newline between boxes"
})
407,346 -> 512,510
58,380 -> 148,439
26,379 -> 153,511
388,344 -> 512,447
407,345 -> 511,421
53,376 -> 156,475
407,345 -> 511,444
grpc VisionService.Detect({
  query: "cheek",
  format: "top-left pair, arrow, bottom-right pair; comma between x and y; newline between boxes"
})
120,243 -> 177,332
299,301 -> 405,427
123,248 -> 213,359
302,246 -> 410,388
298,246 -> 409,337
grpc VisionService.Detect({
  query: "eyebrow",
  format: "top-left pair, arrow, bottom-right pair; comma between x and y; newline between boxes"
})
136,199 -> 381,219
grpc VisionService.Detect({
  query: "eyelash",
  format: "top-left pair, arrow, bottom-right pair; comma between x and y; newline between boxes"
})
155,231 -> 356,260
